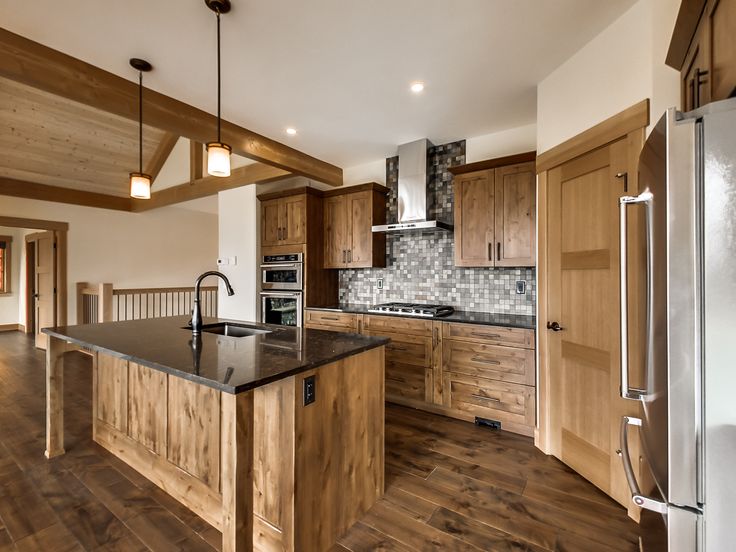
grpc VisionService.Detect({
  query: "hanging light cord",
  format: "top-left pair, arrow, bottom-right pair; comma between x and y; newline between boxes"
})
138,71 -> 143,174
216,10 -> 222,143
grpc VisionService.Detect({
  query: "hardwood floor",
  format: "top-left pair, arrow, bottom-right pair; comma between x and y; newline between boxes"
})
0,331 -> 640,551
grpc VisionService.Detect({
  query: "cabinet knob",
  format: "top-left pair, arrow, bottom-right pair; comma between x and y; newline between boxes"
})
546,321 -> 564,332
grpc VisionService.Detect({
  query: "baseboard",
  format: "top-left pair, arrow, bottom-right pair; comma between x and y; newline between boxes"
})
0,323 -> 22,332
17,324 -> 26,333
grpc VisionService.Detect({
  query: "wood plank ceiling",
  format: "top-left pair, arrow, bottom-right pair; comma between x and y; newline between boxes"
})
0,77 -> 169,198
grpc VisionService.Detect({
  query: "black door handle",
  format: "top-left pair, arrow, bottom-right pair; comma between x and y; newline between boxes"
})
547,321 -> 564,332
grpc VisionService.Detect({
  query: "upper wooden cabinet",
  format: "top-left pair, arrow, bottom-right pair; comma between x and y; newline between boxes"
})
261,193 -> 307,246
667,0 -> 736,111
450,153 -> 536,268
323,184 -> 387,269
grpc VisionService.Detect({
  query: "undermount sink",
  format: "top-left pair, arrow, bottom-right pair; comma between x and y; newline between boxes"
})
191,323 -> 272,338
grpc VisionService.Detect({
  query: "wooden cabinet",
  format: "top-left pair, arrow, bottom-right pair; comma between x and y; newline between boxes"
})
304,310 -> 359,332
668,0 -> 736,110
450,153 -> 536,268
323,184 -> 387,269
261,194 -> 306,246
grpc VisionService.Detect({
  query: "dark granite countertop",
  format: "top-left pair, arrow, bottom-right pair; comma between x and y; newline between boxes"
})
307,304 -> 536,330
43,316 -> 388,394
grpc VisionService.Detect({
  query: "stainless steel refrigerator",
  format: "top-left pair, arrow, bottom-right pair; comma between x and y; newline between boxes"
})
618,97 -> 736,551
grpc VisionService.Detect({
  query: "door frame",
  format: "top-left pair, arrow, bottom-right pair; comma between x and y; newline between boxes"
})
535,100 -> 650,455
0,216 -> 68,329
24,239 -> 35,334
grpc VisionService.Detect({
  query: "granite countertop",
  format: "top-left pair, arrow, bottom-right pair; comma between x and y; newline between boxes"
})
43,316 -> 388,394
308,304 -> 536,330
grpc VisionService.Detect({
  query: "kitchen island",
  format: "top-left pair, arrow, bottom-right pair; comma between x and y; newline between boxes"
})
43,316 -> 388,552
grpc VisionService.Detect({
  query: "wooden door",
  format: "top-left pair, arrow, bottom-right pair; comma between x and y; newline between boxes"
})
495,162 -> 536,267
281,195 -> 306,245
33,231 -> 56,349
323,195 -> 347,268
546,140 -> 640,508
708,0 -> 736,102
454,170 -> 494,267
347,191 -> 372,267
261,199 -> 281,246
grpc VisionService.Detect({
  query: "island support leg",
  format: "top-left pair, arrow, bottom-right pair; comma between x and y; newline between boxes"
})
221,391 -> 254,552
45,335 -> 66,458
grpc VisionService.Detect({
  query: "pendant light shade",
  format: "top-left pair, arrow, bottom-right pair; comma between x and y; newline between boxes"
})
205,0 -> 231,177
129,58 -> 153,199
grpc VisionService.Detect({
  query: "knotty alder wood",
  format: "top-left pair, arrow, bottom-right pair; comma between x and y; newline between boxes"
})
447,150 -> 537,175
0,177 -> 133,211
44,335 -> 66,458
454,170 -> 495,267
495,162 -> 536,267
0,29 -> 343,187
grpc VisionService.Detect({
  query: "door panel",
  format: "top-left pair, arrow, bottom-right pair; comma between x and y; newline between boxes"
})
323,195 -> 347,268
495,162 -> 536,267
348,191 -> 371,267
454,171 -> 494,267
547,139 -> 642,508
261,199 -> 281,246
34,231 -> 56,349
281,195 -> 306,245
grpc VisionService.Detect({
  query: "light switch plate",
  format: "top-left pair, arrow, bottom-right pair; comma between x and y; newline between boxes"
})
516,280 -> 526,294
376,278 -> 384,290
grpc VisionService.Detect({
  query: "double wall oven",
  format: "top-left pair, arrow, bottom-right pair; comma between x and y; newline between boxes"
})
260,253 -> 303,327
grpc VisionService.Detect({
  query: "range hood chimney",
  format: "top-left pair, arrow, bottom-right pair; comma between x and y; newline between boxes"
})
372,139 -> 453,233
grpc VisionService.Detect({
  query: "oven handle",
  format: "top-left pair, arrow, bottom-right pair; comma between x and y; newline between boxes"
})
260,291 -> 303,297
260,263 -> 301,269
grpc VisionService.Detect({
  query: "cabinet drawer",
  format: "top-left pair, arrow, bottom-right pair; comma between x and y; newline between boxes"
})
385,362 -> 426,403
449,373 -> 535,431
363,315 -> 433,337
442,322 -> 534,349
304,310 -> 358,332
364,331 -> 432,367
443,340 -> 535,386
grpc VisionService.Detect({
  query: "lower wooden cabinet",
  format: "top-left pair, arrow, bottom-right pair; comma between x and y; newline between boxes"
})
304,309 -> 537,436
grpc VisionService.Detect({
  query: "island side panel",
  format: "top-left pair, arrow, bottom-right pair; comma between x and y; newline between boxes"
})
45,335 -> 66,458
293,346 -> 385,551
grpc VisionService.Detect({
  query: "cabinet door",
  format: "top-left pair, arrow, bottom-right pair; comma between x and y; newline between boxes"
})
281,195 -> 306,245
494,162 -> 536,267
261,199 -> 281,247
454,171 -> 494,267
709,0 -> 736,102
323,195 -> 347,268
347,191 -> 372,267
682,20 -> 711,111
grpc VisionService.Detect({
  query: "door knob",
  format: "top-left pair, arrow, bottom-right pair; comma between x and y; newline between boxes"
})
546,321 -> 564,332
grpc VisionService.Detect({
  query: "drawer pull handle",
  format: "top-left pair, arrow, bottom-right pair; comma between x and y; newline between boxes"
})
386,376 -> 403,383
321,316 -> 340,321
387,345 -> 408,351
471,394 -> 501,403
470,356 -> 501,365
471,332 -> 501,339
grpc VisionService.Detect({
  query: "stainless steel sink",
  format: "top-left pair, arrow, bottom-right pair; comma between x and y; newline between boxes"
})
195,323 -> 272,338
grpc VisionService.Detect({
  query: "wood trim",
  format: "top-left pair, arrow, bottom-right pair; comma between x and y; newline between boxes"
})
0,28 -> 343,187
448,151 -> 537,175
0,323 -> 22,332
666,0 -> 709,69
535,100 -> 650,173
0,177 -> 133,212
322,182 -> 389,197
133,163 -> 290,212
0,216 -> 68,232
256,186 -> 326,202
146,132 -> 179,183
190,140 -> 204,181
0,235 -> 11,294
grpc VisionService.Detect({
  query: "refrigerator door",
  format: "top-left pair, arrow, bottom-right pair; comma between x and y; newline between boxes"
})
632,108 -> 701,509
701,98 -> 736,551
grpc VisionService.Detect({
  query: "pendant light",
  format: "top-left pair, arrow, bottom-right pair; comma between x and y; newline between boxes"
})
205,0 -> 232,177
129,58 -> 153,199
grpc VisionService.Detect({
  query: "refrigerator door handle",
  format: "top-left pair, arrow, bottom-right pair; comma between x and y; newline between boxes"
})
619,192 -> 651,400
619,416 -> 668,514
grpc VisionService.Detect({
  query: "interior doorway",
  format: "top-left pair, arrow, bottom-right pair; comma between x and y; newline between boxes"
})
0,216 -> 68,350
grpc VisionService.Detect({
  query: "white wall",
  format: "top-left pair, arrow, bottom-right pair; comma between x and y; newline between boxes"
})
0,227 -> 25,326
466,124 -> 538,162
0,197 -> 218,325
537,0 -> 680,153
217,185 -> 259,321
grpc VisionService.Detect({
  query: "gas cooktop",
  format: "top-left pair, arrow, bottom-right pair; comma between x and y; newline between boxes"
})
368,302 -> 455,318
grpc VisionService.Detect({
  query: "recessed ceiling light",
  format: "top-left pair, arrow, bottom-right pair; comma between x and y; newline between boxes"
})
286,127 -> 297,136
410,82 -> 425,93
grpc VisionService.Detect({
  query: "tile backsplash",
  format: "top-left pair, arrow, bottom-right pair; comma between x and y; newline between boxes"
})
338,140 -> 536,316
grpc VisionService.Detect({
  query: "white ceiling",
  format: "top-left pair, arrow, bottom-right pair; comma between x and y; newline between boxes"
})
1,0 -> 636,169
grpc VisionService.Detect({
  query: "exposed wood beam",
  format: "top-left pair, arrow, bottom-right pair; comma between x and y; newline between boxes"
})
0,177 -> 132,211
133,163 -> 290,212
190,141 -> 203,181
0,28 -> 343,187
146,132 -> 179,183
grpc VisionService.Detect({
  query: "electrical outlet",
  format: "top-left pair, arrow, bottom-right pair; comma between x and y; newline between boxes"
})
516,280 -> 526,294
376,278 -> 384,290
303,375 -> 316,406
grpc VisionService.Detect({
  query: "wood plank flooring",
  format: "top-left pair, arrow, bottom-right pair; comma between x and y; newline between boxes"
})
0,331 -> 640,551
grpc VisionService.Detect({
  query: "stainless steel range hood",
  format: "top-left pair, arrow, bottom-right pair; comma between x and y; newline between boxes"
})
372,139 -> 453,233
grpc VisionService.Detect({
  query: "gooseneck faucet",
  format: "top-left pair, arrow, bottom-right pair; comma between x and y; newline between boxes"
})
191,271 -> 235,336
